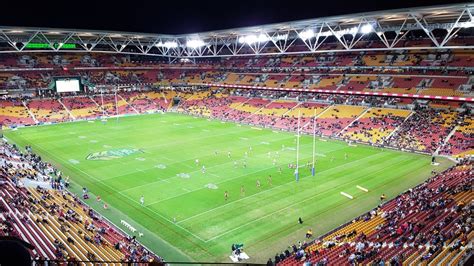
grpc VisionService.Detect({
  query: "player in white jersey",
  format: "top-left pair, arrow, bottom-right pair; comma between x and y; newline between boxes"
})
140,195 -> 144,206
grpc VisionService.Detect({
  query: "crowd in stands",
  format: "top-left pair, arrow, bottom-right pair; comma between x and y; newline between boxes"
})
0,37 -> 472,265
0,141 -> 162,263
1,85 -> 472,158
270,159 -> 473,266
0,45 -> 473,100
387,108 -> 458,153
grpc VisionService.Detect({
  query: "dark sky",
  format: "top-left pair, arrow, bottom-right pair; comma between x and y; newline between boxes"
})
0,0 -> 468,34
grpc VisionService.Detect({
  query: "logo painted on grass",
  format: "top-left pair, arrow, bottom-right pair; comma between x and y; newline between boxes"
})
177,173 -> 190,179
205,183 -> 218,189
155,164 -> 167,169
86,148 -> 143,161
69,159 -> 80,164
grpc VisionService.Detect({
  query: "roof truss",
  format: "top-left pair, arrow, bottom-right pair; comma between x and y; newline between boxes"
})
0,3 -> 472,58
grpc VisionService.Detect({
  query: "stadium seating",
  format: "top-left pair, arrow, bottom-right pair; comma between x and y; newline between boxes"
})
311,105 -> 366,136
60,96 -> 102,120
341,108 -> 411,144
275,161 -> 473,266
0,98 -> 35,126
388,109 -> 458,153
91,94 -> 132,116
0,142 -> 160,263
441,115 -> 474,157
26,98 -> 70,123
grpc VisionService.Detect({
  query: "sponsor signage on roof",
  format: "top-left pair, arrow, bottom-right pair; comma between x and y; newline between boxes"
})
25,43 -> 77,49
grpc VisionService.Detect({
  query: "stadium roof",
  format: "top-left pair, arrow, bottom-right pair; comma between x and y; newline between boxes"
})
0,3 -> 473,58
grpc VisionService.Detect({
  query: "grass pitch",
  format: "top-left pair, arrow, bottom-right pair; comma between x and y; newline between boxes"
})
4,113 -> 452,262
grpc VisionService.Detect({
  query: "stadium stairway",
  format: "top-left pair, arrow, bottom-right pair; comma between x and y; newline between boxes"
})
21,100 -> 38,124
0,183 -> 57,259
276,163 -> 473,266
27,187 -> 125,261
57,98 -> 76,120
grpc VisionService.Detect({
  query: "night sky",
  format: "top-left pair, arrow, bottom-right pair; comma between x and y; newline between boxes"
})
0,0 -> 467,34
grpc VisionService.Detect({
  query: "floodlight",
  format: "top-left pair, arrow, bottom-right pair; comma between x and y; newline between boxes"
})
238,34 -> 269,44
348,27 -> 358,35
186,39 -> 205,48
361,24 -> 374,34
274,34 -> 288,41
460,21 -> 474,28
299,29 -> 315,41
156,41 -> 178,48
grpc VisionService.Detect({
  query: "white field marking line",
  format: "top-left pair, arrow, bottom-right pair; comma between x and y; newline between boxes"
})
119,135 -> 302,191
135,168 -> 147,173
115,191 -> 207,242
99,141 -> 253,182
100,129 -> 294,182
203,154 -> 410,242
31,142 -> 208,242
176,151 -> 385,224
340,191 -> 354,199
160,156 -> 174,162
125,124 -> 259,151
35,117 -> 224,148
143,163 -> 284,207
141,143 -> 351,206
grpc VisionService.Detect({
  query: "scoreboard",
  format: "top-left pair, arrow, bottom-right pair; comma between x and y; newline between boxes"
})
54,77 -> 82,93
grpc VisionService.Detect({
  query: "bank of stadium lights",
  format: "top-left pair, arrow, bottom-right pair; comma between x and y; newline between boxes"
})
298,29 -> 315,41
460,21 -> 474,28
238,33 -> 287,44
360,24 -> 374,34
299,24 -> 373,40
238,34 -> 268,44
155,41 -> 178,48
186,39 -> 206,48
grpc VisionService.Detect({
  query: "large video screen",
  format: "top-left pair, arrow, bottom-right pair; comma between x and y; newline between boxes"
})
56,78 -> 81,93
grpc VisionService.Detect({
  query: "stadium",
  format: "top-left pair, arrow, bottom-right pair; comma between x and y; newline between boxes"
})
0,1 -> 473,265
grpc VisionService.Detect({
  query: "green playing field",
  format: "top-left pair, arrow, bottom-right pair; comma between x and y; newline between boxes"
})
4,113 -> 453,263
